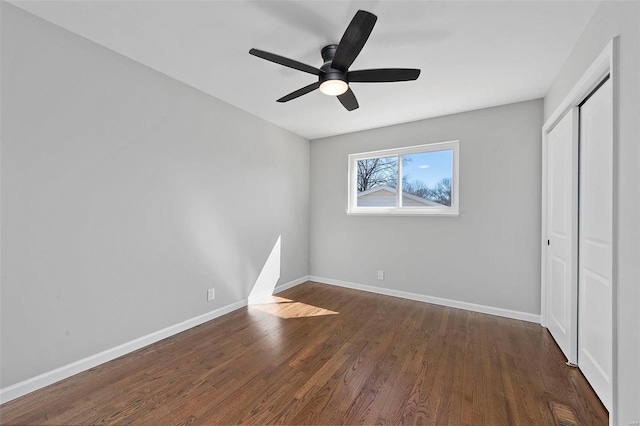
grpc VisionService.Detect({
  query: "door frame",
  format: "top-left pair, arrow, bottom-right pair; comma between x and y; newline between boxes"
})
541,38 -> 617,422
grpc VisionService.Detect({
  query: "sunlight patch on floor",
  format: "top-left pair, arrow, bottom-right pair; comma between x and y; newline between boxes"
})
249,295 -> 339,319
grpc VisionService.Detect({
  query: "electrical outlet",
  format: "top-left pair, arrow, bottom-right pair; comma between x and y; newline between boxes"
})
377,270 -> 384,280
207,288 -> 215,301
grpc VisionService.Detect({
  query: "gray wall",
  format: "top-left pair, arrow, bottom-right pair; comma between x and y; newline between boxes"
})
1,4 -> 309,388
543,1 -> 640,423
310,99 -> 543,315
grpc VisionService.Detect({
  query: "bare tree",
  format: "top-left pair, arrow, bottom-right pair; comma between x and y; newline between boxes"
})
357,157 -> 398,192
427,177 -> 452,206
403,177 -> 452,206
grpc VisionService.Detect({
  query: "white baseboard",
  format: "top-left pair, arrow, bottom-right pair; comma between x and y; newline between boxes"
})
0,276 -> 308,405
0,275 -> 536,404
308,276 -> 541,324
274,275 -> 308,294
247,275 -> 309,304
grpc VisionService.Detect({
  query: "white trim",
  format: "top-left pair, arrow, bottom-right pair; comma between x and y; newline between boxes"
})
543,41 -> 613,132
309,276 -> 540,324
347,210 -> 459,217
249,275 -> 310,304
347,140 -> 460,216
349,140 -> 459,159
274,275 -> 308,294
0,275 -> 309,404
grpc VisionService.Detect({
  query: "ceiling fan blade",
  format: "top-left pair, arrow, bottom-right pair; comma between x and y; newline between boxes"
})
348,68 -> 421,83
277,82 -> 321,102
331,10 -> 377,72
337,88 -> 359,111
249,48 -> 323,76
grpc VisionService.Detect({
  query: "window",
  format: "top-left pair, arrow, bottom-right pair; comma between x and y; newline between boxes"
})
348,141 -> 459,216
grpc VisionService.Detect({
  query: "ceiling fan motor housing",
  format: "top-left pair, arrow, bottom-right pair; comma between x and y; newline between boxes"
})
320,44 -> 348,85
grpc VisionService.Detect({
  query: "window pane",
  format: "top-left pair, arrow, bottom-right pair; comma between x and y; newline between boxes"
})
401,150 -> 453,207
357,156 -> 398,207
348,141 -> 459,215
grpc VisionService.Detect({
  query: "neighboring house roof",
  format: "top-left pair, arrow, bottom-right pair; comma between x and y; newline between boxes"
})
357,185 -> 445,207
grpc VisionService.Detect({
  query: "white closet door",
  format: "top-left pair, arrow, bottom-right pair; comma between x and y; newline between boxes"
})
578,77 -> 613,411
545,110 -> 578,362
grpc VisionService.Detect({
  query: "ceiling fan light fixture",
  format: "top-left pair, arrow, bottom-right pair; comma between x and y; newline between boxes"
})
319,79 -> 348,96
250,10 -> 420,110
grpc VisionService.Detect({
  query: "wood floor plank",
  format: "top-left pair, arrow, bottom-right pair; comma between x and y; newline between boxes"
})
0,282 -> 608,425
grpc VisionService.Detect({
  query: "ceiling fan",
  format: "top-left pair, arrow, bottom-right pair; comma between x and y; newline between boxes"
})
249,10 -> 421,111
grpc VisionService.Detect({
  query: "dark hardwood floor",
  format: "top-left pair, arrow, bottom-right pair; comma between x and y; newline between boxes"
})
0,282 -> 607,425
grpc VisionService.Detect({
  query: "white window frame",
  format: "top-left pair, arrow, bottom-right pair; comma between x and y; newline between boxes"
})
347,141 -> 459,216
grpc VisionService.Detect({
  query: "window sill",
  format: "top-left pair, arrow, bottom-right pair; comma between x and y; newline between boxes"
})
347,208 -> 459,217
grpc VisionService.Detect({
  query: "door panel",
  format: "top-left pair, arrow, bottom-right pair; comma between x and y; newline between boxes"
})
545,110 -> 578,362
578,77 -> 613,411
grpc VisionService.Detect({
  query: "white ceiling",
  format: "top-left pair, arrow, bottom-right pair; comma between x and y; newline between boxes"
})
11,1 -> 600,140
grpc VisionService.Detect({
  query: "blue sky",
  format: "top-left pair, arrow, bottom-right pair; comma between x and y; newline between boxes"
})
402,150 -> 452,188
